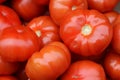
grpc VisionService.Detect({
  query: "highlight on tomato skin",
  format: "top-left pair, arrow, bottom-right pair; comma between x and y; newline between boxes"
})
25,41 -> 71,80
60,9 -> 113,57
103,50 -> 120,80
60,60 -> 106,80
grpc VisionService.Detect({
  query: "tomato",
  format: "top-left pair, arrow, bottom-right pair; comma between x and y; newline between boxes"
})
11,0 -> 47,21
61,60 -> 106,80
33,0 -> 49,5
49,0 -> 88,25
113,14 -> 120,26
0,56 -> 19,75
104,11 -> 119,25
112,24 -> 120,54
0,0 -> 6,4
0,5 -> 21,31
0,76 -> 17,80
0,25 -> 40,62
87,0 -> 119,12
25,41 -> 71,80
60,9 -> 113,57
103,50 -> 120,79
27,16 -> 61,48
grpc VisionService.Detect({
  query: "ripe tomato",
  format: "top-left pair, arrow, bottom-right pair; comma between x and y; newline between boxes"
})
25,41 -> 71,80
112,24 -> 120,54
103,50 -> 120,79
0,56 -> 19,75
113,14 -> 120,26
104,11 -> 119,24
49,0 -> 88,25
33,0 -> 49,5
60,9 -> 113,57
87,0 -> 119,12
0,76 -> 17,80
61,60 -> 106,80
0,5 -> 21,31
0,0 -> 6,3
27,16 -> 61,48
11,0 -> 46,21
0,25 -> 40,62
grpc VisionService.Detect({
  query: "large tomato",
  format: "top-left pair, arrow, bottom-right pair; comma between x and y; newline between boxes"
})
0,76 -> 17,80
61,60 -> 106,80
112,24 -> 120,54
60,9 -> 113,57
103,50 -> 120,79
27,16 -> 61,48
0,56 -> 19,75
25,41 -> 71,80
0,25 -> 40,62
87,0 -> 119,12
11,0 -> 46,21
49,0 -> 88,25
0,5 -> 21,31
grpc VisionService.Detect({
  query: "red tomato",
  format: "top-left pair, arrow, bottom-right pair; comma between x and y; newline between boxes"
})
61,60 -> 106,80
27,16 -> 61,48
60,9 -> 113,57
0,5 -> 21,31
49,0 -> 88,25
0,0 -> 6,3
33,0 -> 49,5
25,41 -> 71,80
104,11 -> 119,24
0,76 -> 17,80
112,24 -> 120,54
0,25 -> 40,62
11,0 -> 46,21
113,14 -> 120,26
87,0 -> 119,12
0,56 -> 19,75
104,50 -> 120,79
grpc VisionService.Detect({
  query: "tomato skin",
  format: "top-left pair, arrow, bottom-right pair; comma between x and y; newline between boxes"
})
0,0 -> 6,4
0,56 -> 19,75
0,76 -> 17,80
0,26 -> 40,62
11,0 -> 46,21
60,9 -> 113,57
0,5 -> 21,31
61,60 -> 106,80
49,0 -> 88,25
104,50 -> 120,79
104,11 -> 119,25
87,0 -> 119,12
27,16 -> 61,48
25,41 -> 71,80
33,0 -> 49,5
112,24 -> 120,54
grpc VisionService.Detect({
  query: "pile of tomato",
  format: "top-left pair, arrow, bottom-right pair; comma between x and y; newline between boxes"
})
0,0 -> 120,80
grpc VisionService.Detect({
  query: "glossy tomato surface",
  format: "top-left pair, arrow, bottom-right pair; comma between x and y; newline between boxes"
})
112,24 -> 120,54
0,56 -> 19,75
11,0 -> 46,21
104,11 -> 119,24
61,60 -> 106,80
0,26 -> 40,62
25,41 -> 71,80
87,0 -> 119,12
27,16 -> 60,48
104,50 -> 120,79
0,76 -> 17,80
49,0 -> 88,25
60,9 -> 113,57
0,5 -> 21,31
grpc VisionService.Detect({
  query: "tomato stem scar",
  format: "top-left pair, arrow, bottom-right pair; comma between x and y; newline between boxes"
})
81,24 -> 92,36
35,30 -> 41,37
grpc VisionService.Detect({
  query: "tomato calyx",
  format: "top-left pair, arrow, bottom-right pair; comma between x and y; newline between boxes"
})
35,30 -> 41,37
81,24 -> 92,36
